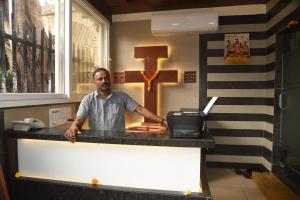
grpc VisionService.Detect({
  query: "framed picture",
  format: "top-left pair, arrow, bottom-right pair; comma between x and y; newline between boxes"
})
224,33 -> 250,64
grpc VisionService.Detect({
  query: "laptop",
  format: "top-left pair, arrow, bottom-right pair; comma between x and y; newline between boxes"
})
167,97 -> 218,138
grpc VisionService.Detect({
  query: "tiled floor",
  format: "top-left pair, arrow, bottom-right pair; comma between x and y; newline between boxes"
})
207,168 -> 266,200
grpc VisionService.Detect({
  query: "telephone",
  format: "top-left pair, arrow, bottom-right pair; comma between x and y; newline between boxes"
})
11,118 -> 45,131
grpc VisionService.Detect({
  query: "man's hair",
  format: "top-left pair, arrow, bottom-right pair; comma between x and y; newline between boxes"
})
93,68 -> 110,78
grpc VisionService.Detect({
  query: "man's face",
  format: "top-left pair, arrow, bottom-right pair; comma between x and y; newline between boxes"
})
94,71 -> 111,93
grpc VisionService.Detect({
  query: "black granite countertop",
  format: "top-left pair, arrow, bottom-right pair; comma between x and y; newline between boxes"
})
5,128 -> 215,148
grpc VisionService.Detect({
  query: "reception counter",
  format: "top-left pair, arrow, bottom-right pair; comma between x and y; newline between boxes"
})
5,128 -> 215,200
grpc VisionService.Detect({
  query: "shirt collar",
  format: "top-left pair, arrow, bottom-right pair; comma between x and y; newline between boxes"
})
94,90 -> 113,99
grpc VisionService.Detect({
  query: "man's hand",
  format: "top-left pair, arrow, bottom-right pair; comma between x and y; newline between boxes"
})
64,125 -> 79,143
159,119 -> 168,132
160,119 -> 168,128
64,117 -> 84,143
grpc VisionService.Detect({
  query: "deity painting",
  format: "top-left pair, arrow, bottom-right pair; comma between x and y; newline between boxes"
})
224,33 -> 250,64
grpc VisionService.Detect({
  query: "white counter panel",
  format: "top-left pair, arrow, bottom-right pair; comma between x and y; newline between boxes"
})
18,139 -> 201,192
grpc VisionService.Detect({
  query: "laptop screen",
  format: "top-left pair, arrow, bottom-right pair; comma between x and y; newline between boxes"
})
203,97 -> 218,115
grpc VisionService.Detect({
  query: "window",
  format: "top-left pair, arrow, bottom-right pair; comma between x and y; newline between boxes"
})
0,0 -> 109,107
0,0 -> 64,94
71,0 -> 109,94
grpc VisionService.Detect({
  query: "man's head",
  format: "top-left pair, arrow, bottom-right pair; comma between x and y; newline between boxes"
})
93,68 -> 111,96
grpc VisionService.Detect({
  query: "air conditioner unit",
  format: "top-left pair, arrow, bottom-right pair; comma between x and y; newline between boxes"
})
151,12 -> 218,35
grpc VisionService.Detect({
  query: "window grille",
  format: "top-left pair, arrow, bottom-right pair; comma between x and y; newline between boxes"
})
0,0 -> 55,93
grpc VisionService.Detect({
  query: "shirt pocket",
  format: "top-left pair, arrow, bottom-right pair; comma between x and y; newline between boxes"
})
110,104 -> 120,115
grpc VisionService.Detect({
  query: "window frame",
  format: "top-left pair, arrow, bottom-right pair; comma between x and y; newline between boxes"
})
0,0 -> 110,108
70,0 -> 110,97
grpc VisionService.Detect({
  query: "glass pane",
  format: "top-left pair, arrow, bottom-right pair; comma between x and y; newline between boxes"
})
281,48 -> 300,154
279,28 -> 300,173
72,2 -> 106,94
0,0 -> 62,93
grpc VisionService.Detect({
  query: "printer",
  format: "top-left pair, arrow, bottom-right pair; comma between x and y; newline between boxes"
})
167,97 -> 218,138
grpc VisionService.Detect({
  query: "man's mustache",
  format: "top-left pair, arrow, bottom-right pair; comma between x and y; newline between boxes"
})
100,84 -> 109,88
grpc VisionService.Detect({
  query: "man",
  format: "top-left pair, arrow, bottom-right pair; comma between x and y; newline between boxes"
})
64,68 -> 167,142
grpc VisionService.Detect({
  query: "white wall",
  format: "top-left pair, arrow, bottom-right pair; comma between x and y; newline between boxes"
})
4,103 -> 77,129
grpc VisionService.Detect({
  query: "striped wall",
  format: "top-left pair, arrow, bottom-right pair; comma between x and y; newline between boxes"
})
201,0 -> 300,171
